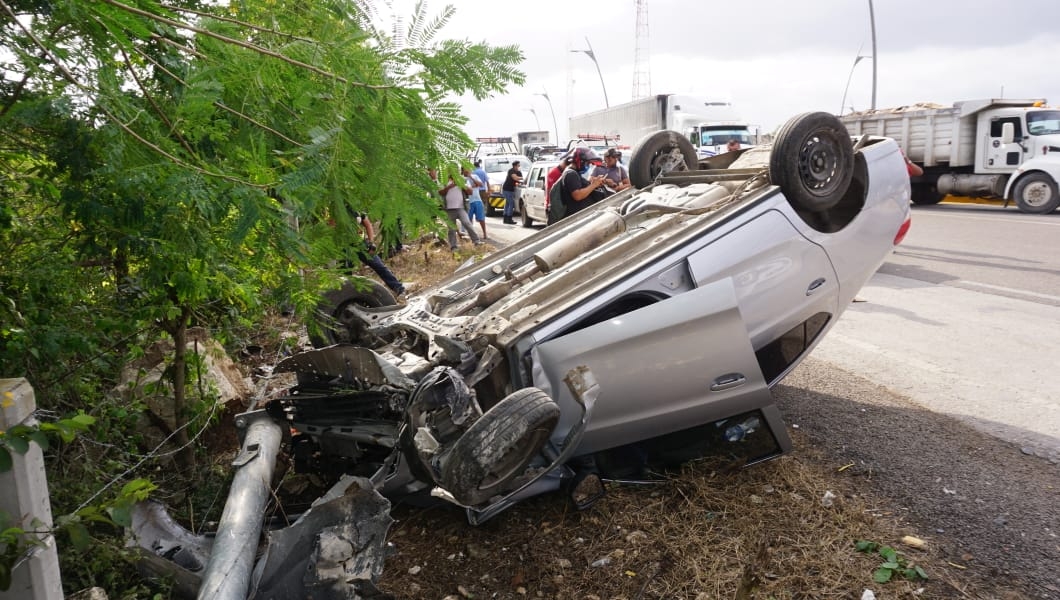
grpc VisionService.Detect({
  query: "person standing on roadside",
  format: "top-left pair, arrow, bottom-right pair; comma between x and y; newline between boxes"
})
434,166 -> 483,251
464,164 -> 488,240
501,160 -> 523,225
559,147 -> 608,218
591,148 -> 631,192
349,212 -> 406,296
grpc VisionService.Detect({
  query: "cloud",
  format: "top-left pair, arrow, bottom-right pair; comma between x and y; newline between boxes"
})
430,0 -> 1060,143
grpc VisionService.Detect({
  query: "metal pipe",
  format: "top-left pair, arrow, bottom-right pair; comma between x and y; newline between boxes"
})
197,410 -> 283,600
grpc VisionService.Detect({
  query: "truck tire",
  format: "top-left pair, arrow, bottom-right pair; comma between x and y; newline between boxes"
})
629,130 -> 698,188
310,279 -> 398,348
1013,173 -> 1060,214
440,387 -> 559,506
910,182 -> 944,205
770,112 -> 854,213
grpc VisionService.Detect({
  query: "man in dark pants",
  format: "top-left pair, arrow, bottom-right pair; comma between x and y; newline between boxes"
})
346,212 -> 406,296
501,160 -> 523,224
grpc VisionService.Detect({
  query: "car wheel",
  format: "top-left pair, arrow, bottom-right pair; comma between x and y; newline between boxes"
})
910,182 -> 943,205
1014,173 -> 1060,214
440,387 -> 560,506
310,279 -> 398,348
769,111 -> 854,213
486,203 -> 497,217
520,201 -> 534,227
628,130 -> 698,188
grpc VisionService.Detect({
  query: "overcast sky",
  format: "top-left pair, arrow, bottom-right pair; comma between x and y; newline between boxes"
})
405,0 -> 1060,144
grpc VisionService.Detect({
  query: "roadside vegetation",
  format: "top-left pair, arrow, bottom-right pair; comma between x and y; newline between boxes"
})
0,0 -> 520,595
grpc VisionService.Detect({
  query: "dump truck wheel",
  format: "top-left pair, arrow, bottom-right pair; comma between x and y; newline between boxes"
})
440,388 -> 559,506
629,130 -> 698,188
770,112 -> 854,213
1014,173 -> 1060,214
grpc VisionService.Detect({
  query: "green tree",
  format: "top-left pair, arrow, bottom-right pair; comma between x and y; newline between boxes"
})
1,0 -> 524,592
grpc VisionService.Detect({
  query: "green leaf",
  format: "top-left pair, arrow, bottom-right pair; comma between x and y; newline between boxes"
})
67,522 -> 92,550
0,448 -> 11,472
854,540 -> 877,553
28,430 -> 49,451
881,561 -> 900,570
879,546 -> 898,562
70,413 -> 96,428
5,435 -> 29,455
914,565 -> 928,579
107,505 -> 133,528
873,567 -> 894,583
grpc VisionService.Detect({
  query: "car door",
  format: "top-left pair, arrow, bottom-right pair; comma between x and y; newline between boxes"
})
531,277 -> 775,454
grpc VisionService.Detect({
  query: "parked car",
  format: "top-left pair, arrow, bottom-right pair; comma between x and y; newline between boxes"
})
481,153 -> 531,216
137,113 -> 913,596
519,160 -> 560,227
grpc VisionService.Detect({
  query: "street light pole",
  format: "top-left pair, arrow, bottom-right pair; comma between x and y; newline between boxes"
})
868,0 -> 877,109
526,107 -> 541,130
534,91 -> 560,146
840,54 -> 867,115
571,36 -> 609,108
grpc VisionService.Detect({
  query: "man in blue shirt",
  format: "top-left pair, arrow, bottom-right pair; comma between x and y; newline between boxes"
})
470,160 -> 490,239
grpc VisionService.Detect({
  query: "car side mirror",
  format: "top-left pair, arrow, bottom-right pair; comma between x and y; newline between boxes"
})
1001,122 -> 1015,145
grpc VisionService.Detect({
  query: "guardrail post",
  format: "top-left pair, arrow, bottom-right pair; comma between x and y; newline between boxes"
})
0,378 -> 63,600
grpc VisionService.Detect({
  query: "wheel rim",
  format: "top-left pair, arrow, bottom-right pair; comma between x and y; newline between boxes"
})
653,148 -> 690,176
797,134 -> 842,197
1022,181 -> 1053,208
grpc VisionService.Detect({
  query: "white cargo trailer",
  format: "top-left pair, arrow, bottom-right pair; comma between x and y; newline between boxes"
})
568,94 -> 758,159
841,99 -> 1060,213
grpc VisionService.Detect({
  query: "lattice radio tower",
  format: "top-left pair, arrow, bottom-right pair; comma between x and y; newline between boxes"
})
632,0 -> 651,99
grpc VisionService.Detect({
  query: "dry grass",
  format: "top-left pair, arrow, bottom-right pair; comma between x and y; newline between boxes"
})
378,445 -> 989,599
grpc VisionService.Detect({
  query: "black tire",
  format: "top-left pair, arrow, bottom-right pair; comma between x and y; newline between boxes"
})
440,388 -> 560,506
629,130 -> 699,188
310,279 -> 398,348
910,182 -> 943,205
486,203 -> 498,217
520,200 -> 534,227
769,112 -> 854,213
1013,172 -> 1060,214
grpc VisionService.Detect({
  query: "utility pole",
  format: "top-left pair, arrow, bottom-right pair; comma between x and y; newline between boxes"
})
632,0 -> 651,99
868,0 -> 877,109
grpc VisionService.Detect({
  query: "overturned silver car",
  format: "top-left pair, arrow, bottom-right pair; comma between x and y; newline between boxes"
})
136,113 -> 912,598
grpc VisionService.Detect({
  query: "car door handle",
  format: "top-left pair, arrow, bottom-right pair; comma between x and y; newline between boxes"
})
806,277 -> 827,296
710,373 -> 746,392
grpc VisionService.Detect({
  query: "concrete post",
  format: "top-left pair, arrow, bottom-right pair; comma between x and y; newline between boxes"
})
0,378 -> 63,600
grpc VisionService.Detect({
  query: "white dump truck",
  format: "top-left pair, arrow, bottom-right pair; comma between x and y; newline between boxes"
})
841,99 -> 1060,213
569,94 -> 759,159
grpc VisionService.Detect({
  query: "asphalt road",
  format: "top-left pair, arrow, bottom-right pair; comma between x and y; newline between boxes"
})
812,201 -> 1060,460
487,203 -> 1060,460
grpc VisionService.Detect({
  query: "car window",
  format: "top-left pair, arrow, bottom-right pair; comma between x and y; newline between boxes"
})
532,167 -> 546,189
484,155 -> 531,174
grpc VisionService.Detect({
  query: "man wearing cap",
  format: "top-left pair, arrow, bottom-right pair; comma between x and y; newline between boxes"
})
591,148 -> 631,193
559,147 -> 609,218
